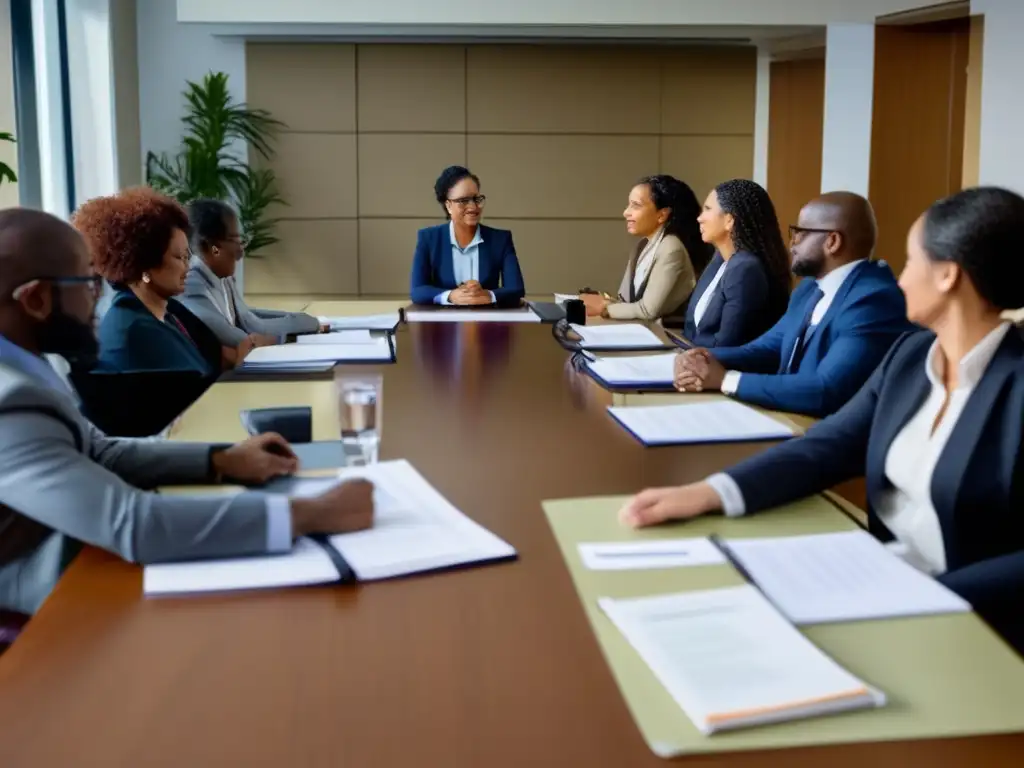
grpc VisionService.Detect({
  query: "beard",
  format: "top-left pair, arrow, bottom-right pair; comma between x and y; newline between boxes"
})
36,291 -> 99,370
791,252 -> 825,279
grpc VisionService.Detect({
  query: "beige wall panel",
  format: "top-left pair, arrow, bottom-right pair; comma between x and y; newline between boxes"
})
466,45 -> 661,134
468,134 -> 659,219
661,135 -> 755,202
486,218 -> 635,295
359,218 -> 438,295
357,45 -> 466,132
247,43 -> 356,133
962,15 -> 984,188
359,133 -> 466,217
245,220 -> 359,295
661,48 -> 757,135
267,132 -> 357,219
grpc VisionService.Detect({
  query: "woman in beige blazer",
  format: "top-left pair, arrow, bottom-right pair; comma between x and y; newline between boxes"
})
582,175 -> 712,324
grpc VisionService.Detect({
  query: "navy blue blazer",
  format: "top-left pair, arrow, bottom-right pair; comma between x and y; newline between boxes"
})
96,290 -> 218,376
409,224 -> 525,306
683,251 -> 787,348
724,327 -> 1024,654
712,260 -> 913,417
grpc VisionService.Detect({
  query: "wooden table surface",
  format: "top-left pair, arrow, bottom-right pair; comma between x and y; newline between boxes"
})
0,322 -> 1019,766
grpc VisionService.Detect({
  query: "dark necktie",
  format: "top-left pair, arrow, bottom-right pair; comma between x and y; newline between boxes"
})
779,286 -> 824,374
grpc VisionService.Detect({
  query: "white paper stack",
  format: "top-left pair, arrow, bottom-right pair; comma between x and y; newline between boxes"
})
600,585 -> 886,734
143,460 -> 517,595
296,330 -> 378,345
721,530 -> 972,625
607,401 -> 795,446
241,338 -> 393,369
578,538 -> 725,571
405,309 -> 541,323
569,323 -> 665,350
554,293 -> 579,304
585,353 -> 677,388
317,312 -> 401,331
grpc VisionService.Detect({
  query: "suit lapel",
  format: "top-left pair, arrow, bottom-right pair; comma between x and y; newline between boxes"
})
620,242 -> 643,301
695,259 -> 726,326
929,333 -> 1021,547
478,233 -> 492,285
810,261 -> 869,340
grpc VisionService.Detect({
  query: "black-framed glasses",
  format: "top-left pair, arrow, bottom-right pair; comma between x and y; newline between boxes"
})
788,225 -> 839,241
448,195 -> 486,207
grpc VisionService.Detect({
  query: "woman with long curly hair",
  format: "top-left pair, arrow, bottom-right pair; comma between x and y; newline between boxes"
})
72,187 -> 254,374
681,179 -> 791,347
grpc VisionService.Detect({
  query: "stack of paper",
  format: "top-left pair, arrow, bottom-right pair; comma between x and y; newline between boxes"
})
569,323 -> 666,350
240,338 -> 394,371
600,585 -> 886,734
296,330 -> 379,345
318,312 -> 401,331
405,309 -> 541,323
554,293 -> 579,304
585,353 -> 677,389
721,530 -> 972,625
607,401 -> 795,446
143,460 -> 517,595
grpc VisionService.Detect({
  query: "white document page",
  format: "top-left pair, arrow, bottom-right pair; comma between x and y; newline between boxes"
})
579,538 -> 725,571
327,460 -> 516,580
723,530 -> 971,625
600,585 -> 884,734
405,309 -> 541,323
569,323 -> 664,349
318,312 -> 400,331
607,401 -> 795,446
554,293 -> 579,304
143,461 -> 515,595
243,339 -> 392,365
587,353 -> 677,386
144,536 -> 339,596
296,330 -> 376,345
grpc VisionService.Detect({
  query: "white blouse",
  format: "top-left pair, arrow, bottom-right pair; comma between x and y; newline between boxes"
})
876,322 -> 1012,574
692,260 -> 727,329
632,227 -> 665,294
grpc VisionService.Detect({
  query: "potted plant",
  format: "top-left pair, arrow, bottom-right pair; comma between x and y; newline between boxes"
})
146,72 -> 285,255
0,132 -> 17,187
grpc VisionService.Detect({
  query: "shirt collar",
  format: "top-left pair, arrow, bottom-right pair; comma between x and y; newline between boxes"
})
815,258 -> 865,300
925,322 -> 1013,391
0,333 -> 72,393
449,221 -> 483,253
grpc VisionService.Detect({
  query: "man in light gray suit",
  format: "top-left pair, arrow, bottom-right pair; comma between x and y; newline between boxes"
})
180,199 -> 325,346
0,208 -> 373,618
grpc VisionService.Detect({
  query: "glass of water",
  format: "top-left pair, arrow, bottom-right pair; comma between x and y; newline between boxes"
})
335,372 -> 382,466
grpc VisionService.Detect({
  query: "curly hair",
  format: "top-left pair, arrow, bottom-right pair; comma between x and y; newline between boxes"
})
434,165 -> 480,219
72,186 -> 190,288
923,186 -> 1024,311
714,179 -> 792,301
637,174 -> 714,276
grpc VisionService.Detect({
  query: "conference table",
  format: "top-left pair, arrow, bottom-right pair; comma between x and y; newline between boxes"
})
0,318 -> 1020,766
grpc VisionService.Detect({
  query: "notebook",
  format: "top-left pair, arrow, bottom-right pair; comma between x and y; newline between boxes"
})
143,460 -> 517,596
240,339 -> 395,369
720,530 -> 972,625
569,323 -> 667,350
607,401 -> 796,446
318,313 -> 401,331
296,330 -> 379,345
600,585 -> 886,735
584,353 -> 677,390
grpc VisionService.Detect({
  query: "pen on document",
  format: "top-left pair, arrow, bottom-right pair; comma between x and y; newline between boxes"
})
708,535 -> 754,583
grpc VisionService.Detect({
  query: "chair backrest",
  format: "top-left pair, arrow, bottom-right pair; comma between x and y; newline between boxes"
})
70,368 -> 211,437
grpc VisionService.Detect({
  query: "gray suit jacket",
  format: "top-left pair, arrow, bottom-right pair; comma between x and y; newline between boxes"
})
180,257 -> 320,345
0,361 -> 272,614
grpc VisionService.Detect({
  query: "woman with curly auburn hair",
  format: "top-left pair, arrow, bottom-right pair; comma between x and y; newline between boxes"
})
72,187 -> 255,374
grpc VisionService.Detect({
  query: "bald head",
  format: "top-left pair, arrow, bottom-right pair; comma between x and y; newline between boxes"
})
0,207 -> 88,296
803,192 -> 877,259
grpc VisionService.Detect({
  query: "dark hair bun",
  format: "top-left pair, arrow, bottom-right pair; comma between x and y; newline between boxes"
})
922,186 -> 1024,311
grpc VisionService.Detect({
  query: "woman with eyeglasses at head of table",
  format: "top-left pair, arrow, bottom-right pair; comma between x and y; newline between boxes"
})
409,165 -> 526,308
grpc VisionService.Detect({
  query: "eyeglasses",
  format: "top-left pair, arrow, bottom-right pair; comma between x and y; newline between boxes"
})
448,195 -> 487,207
788,225 -> 838,242
11,275 -> 105,301
223,234 -> 251,249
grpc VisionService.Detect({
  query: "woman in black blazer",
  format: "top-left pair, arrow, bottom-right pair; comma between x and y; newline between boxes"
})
621,186 -> 1024,654
682,179 -> 791,347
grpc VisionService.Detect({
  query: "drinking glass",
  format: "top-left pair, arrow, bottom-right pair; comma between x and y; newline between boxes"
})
335,372 -> 382,466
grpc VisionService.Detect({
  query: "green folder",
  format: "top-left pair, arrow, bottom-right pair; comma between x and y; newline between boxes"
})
543,495 -> 1024,757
